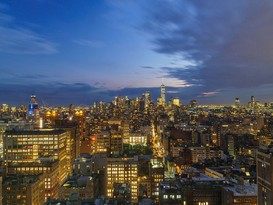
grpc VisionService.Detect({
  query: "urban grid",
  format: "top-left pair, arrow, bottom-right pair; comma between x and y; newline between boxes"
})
1,84 -> 271,205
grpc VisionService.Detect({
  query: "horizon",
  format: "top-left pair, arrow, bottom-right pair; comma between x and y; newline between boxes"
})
1,90 -> 269,107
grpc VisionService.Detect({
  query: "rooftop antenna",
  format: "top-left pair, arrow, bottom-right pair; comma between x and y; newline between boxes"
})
161,77 -> 164,85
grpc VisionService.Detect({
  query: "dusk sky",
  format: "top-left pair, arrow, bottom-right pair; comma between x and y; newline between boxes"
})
1,1 -> 273,106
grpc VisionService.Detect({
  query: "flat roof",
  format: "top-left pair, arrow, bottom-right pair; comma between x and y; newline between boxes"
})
5,129 -> 66,135
223,184 -> 257,197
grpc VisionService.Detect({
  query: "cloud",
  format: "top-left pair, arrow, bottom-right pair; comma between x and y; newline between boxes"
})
141,1 -> 273,98
0,27 -> 57,55
0,71 -> 59,84
167,90 -> 179,94
198,92 -> 220,98
74,39 -> 105,48
0,4 -> 57,54
0,81 -> 108,106
142,66 -> 154,69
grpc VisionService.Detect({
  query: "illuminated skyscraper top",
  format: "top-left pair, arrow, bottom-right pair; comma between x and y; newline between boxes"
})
28,95 -> 39,116
161,84 -> 166,106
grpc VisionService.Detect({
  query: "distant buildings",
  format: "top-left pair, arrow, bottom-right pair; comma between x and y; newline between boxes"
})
161,84 -> 166,107
2,89 -> 272,204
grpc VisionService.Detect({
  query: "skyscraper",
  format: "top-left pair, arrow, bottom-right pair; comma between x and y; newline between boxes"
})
28,95 -> 39,116
256,144 -> 273,205
150,158 -> 164,202
0,176 -> 2,205
251,96 -> 255,108
4,129 -> 71,185
161,84 -> 166,106
235,98 -> 240,107
144,91 -> 151,109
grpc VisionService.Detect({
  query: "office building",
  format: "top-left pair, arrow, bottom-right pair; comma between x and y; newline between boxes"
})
180,169 -> 223,205
121,121 -> 130,144
91,131 -> 110,154
0,121 -> 7,159
3,174 -> 45,205
0,176 -> 2,205
159,181 -> 182,205
222,182 -> 257,205
189,146 -> 222,163
4,129 -> 72,196
110,131 -> 123,155
106,157 -> 138,203
256,145 -> 273,205
150,158 -> 164,202
129,132 -> 147,145
7,159 -> 59,199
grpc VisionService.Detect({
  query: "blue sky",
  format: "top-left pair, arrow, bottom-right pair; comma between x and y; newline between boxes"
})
1,1 -> 273,106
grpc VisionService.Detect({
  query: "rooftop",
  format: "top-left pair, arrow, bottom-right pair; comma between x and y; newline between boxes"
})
223,182 -> 257,197
3,174 -> 43,186
5,128 -> 66,135
62,175 -> 96,188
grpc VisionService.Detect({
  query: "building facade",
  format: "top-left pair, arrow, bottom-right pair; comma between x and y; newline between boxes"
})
3,174 -> 45,205
256,147 -> 273,205
106,157 -> 138,203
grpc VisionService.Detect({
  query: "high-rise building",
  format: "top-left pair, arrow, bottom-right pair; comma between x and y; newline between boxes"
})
0,176 -> 2,205
4,129 -> 70,184
0,121 -> 7,159
121,121 -> 130,144
149,158 -> 164,202
55,119 -> 81,175
27,95 -> 40,127
28,95 -> 39,116
110,131 -> 123,155
106,157 -> 139,203
256,144 -> 273,205
7,159 -> 60,199
171,97 -> 180,107
144,91 -> 151,109
235,98 -> 240,107
190,100 -> 197,108
161,84 -> 166,106
91,131 -> 111,154
251,96 -> 255,108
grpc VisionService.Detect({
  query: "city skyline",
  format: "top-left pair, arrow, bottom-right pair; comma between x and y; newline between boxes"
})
1,1 -> 273,106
